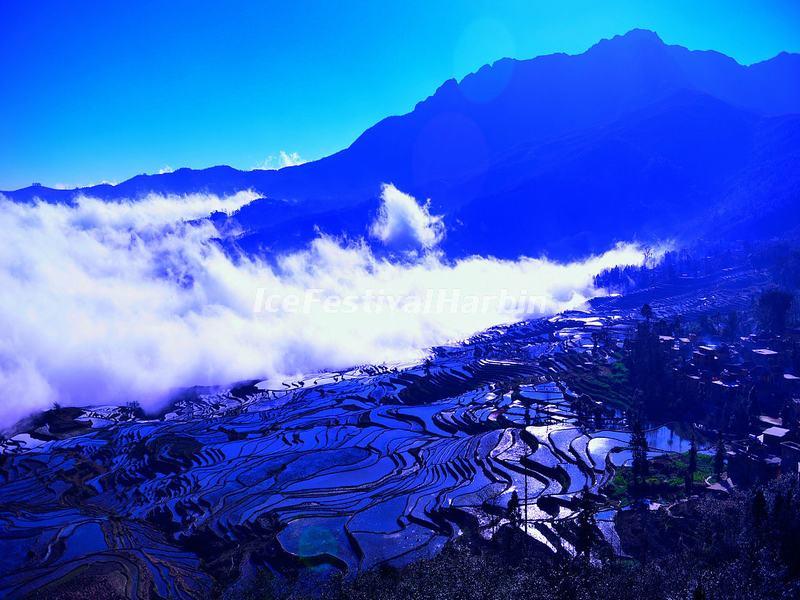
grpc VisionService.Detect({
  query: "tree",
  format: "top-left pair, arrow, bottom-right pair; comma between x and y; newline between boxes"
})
781,399 -> 798,430
640,303 -> 654,323
423,357 -> 433,375
574,485 -> 595,562
642,245 -> 654,267
626,318 -> 674,418
630,409 -> 649,490
714,435 -> 726,478
724,310 -> 740,340
729,386 -> 754,433
522,391 -> 531,536
686,434 -> 698,494
478,486 -> 503,537
507,491 -> 522,529
752,489 -> 768,531
756,288 -> 794,333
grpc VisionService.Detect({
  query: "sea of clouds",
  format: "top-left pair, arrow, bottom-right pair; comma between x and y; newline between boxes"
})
0,185 -> 646,427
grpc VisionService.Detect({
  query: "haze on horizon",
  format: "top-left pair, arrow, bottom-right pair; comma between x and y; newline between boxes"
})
2,0 -> 799,190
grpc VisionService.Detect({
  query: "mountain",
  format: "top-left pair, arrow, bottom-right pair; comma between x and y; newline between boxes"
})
6,29 -> 800,259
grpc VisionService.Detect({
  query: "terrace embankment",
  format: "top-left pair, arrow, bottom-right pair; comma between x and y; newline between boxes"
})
0,261 -> 781,599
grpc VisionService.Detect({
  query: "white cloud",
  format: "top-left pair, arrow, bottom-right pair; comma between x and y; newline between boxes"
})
279,151 -> 305,167
158,165 -> 174,175
52,180 -> 118,190
370,183 -> 444,250
0,186 -> 645,428
254,150 -> 306,170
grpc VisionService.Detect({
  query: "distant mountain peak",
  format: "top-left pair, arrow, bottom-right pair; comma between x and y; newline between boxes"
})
616,28 -> 665,43
592,28 -> 666,50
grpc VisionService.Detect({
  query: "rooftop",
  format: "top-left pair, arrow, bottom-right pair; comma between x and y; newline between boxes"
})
763,426 -> 790,438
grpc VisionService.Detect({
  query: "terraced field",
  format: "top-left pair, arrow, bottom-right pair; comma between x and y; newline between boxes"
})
0,269 -> 756,598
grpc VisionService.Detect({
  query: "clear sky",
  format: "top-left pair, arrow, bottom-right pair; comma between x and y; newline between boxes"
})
2,0 -> 799,190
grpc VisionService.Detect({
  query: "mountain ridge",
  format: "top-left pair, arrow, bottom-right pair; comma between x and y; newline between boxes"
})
5,29 -> 799,259
7,29 -> 798,201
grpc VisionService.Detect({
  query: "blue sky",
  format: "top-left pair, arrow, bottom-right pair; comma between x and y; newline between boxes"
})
2,0 -> 799,190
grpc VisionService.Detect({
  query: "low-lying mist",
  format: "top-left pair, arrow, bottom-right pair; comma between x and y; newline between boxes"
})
0,186 -> 646,427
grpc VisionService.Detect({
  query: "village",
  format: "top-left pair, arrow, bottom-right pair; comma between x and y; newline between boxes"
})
577,244 -> 800,502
